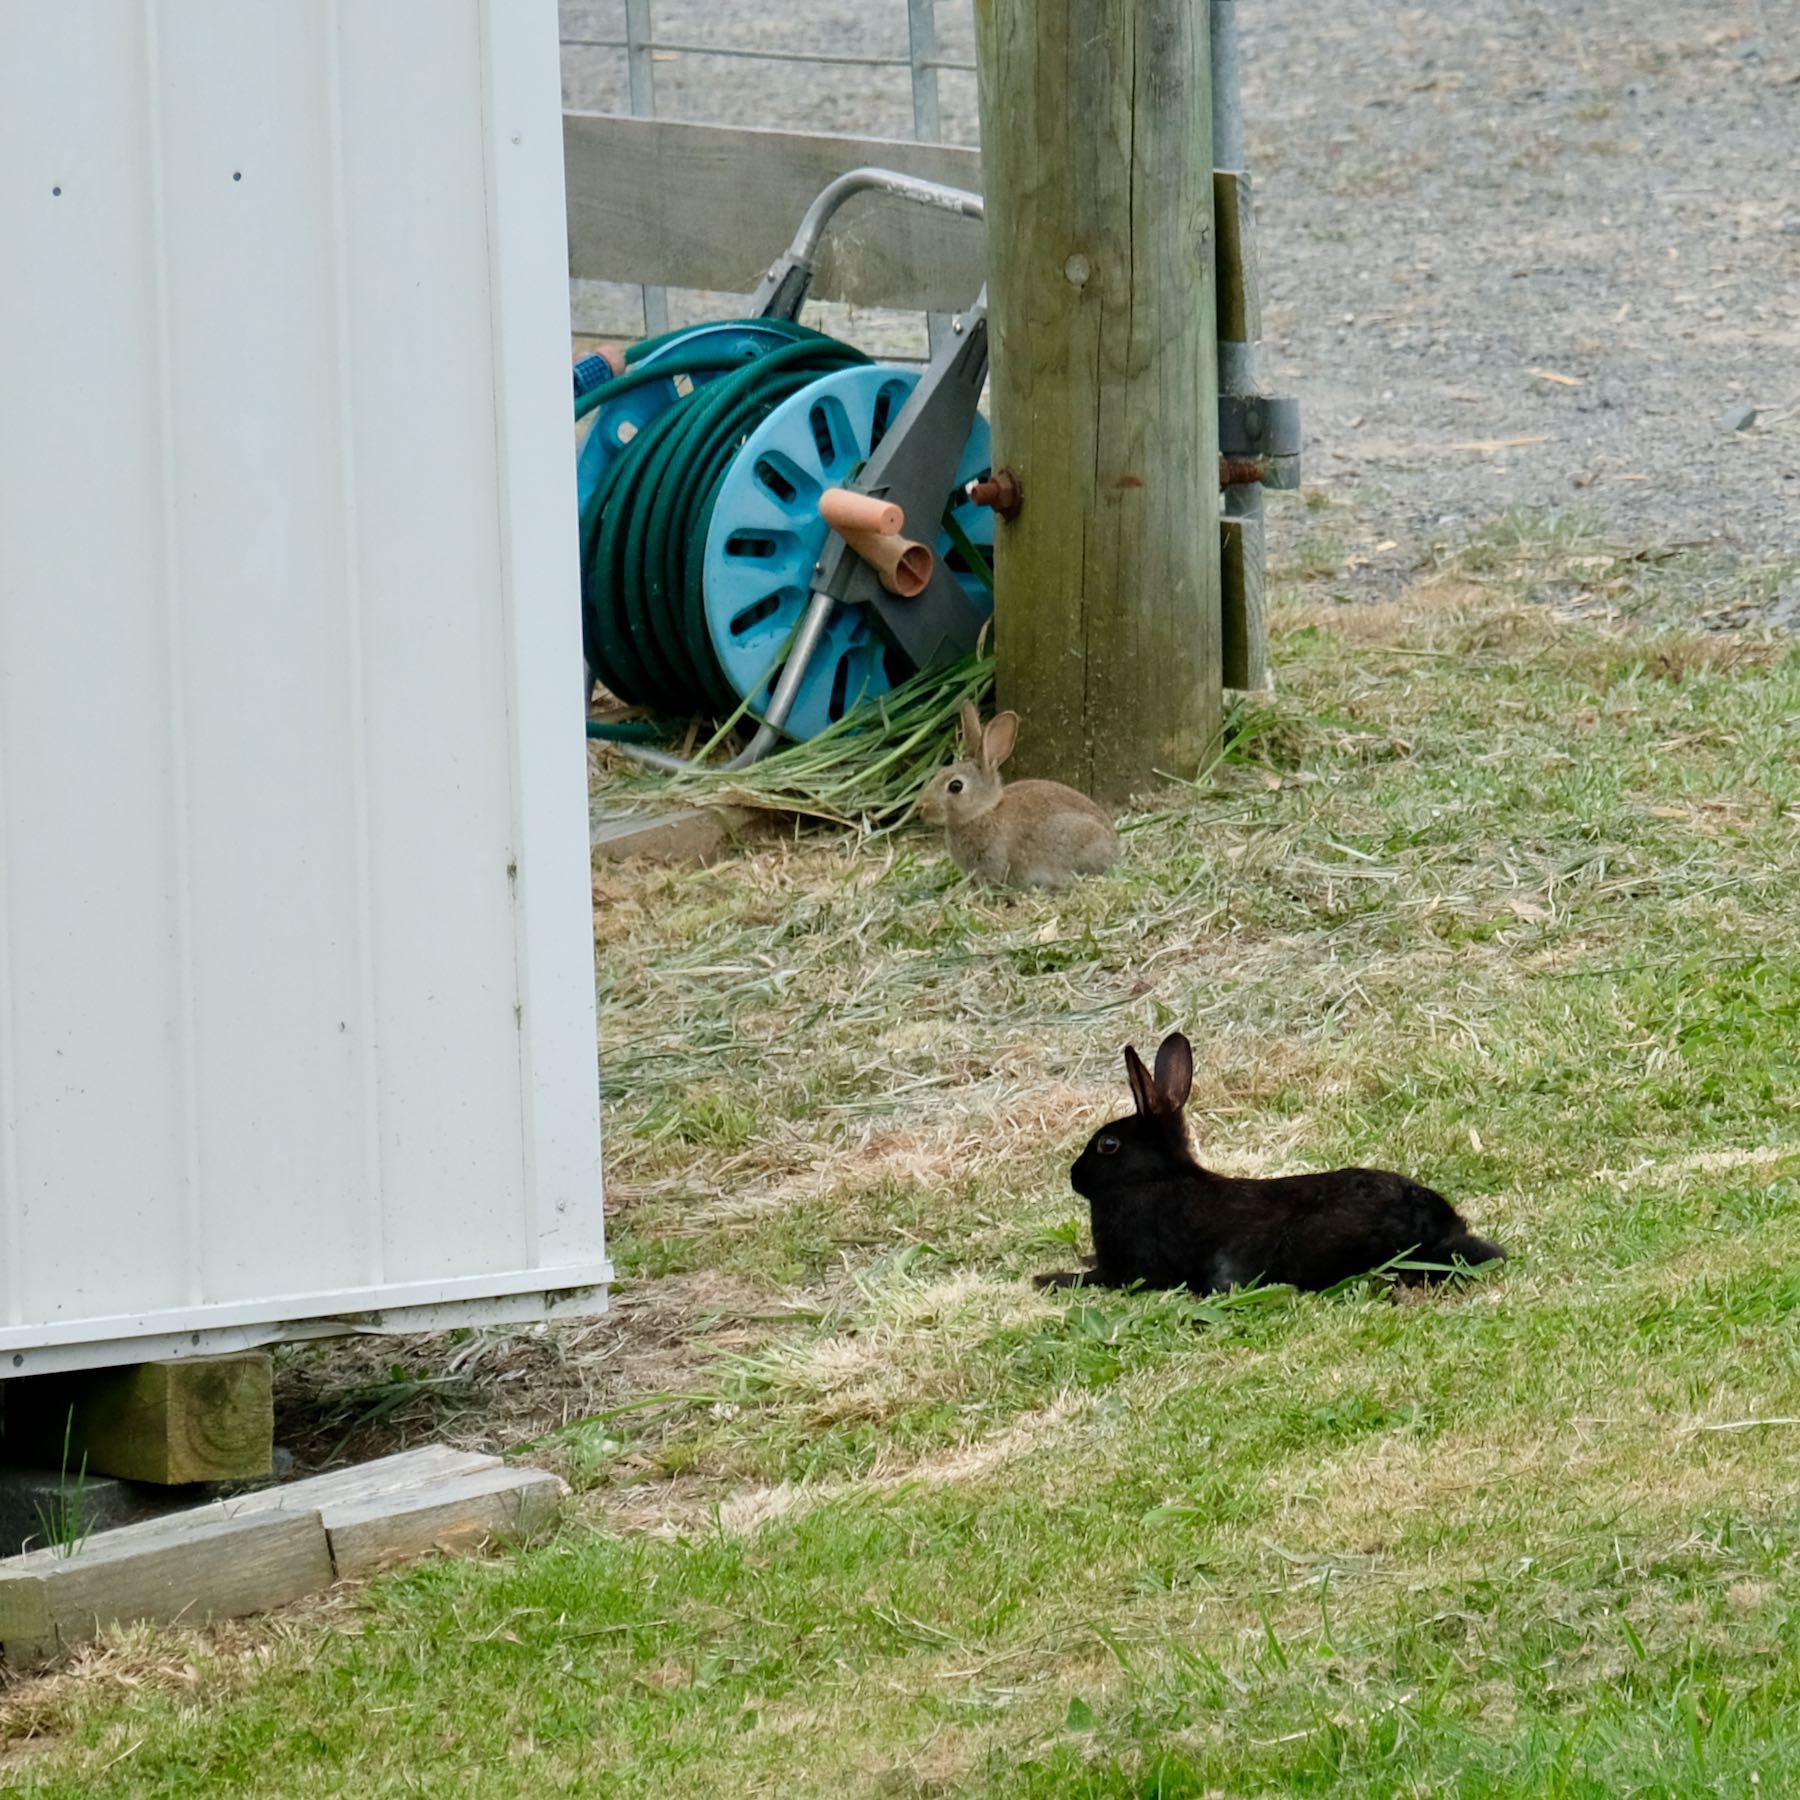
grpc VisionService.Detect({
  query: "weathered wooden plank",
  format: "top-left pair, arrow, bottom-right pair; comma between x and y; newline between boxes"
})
224,1445 -> 501,1517
1213,170 -> 1262,348
590,804 -> 776,865
323,1466 -> 566,1577
0,1445 -> 563,1565
1220,512 -> 1270,693
0,1492 -> 237,1560
564,113 -> 986,312
975,1 -> 1222,802
4,1354 -> 273,1486
0,1570 -> 56,1663
0,1446 -> 567,1663
0,1510 -> 332,1664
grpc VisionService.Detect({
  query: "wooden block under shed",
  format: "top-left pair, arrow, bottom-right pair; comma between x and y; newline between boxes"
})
4,1353 -> 273,1486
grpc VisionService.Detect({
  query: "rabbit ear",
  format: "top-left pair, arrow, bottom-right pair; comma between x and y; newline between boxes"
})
1123,1044 -> 1157,1117
1153,1033 -> 1193,1112
982,711 -> 1019,771
959,701 -> 985,758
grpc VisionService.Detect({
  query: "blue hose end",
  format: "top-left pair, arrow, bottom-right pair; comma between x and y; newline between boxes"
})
572,354 -> 614,401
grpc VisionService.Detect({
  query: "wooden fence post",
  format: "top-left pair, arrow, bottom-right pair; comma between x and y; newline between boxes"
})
973,0 -> 1221,805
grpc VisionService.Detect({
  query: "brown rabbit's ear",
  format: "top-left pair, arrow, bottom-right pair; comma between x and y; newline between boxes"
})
1123,1044 -> 1157,1117
1153,1032 -> 1193,1112
982,710 -> 1020,771
959,701 -> 985,758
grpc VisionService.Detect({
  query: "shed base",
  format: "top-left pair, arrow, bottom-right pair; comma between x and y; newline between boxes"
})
1,1281 -> 610,1381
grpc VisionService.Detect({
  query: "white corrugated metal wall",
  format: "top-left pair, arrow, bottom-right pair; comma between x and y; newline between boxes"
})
0,0 -> 607,1375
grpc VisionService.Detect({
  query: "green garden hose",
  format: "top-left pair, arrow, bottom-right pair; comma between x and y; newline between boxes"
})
584,718 -> 678,743
578,322 -> 870,716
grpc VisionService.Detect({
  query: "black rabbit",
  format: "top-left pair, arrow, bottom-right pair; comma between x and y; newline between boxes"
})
1038,1031 -> 1504,1294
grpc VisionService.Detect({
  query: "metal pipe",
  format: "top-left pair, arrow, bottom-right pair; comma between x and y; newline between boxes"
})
623,0 -> 670,336
907,0 -> 944,138
788,166 -> 984,265
752,166 -> 985,320
1209,1 -> 1246,168
907,0 -> 954,358
561,38 -> 977,74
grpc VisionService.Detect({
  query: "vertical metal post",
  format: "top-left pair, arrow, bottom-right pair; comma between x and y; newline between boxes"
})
906,0 -> 943,140
625,0 -> 670,337
907,0 -> 951,359
1209,0 -> 1246,169
1211,0 -> 1269,691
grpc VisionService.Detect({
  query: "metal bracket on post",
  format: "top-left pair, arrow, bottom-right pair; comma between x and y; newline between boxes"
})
1219,394 -> 1303,485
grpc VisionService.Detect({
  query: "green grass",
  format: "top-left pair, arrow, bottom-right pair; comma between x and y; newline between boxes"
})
25,1413 -> 96,1562
7,532 -> 1800,1796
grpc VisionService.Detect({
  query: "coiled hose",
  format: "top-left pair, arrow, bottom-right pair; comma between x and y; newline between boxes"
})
577,322 -> 870,739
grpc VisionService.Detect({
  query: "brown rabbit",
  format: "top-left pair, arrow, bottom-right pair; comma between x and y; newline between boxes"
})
917,704 -> 1120,889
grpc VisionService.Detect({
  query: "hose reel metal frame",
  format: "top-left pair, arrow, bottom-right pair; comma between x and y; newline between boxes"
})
611,168 -> 991,775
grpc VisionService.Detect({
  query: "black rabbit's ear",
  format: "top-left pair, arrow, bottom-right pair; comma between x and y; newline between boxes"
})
1153,1032 -> 1193,1112
960,701 -> 985,757
1123,1044 -> 1157,1116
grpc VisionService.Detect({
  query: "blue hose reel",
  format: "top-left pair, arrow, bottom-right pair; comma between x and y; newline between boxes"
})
701,364 -> 992,744
577,168 -> 998,765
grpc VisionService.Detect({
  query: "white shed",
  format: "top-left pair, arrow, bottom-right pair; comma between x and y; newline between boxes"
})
0,1 -> 608,1378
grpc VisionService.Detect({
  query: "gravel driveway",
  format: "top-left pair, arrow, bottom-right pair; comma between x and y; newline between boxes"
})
562,1 -> 1799,606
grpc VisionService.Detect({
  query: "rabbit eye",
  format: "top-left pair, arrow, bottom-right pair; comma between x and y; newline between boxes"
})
947,778 -> 964,794
1097,1133 -> 1121,1156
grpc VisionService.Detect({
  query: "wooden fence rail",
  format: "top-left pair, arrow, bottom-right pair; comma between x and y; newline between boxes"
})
563,112 -> 985,315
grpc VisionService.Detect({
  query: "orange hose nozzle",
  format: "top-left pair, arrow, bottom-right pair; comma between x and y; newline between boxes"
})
837,526 -> 934,598
820,487 -> 905,537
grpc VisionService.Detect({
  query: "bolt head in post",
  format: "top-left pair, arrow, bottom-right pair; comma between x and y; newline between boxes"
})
968,469 -> 1023,522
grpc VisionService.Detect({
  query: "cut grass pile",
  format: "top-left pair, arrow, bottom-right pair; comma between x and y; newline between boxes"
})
7,521 -> 1800,1796
591,650 -> 997,831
